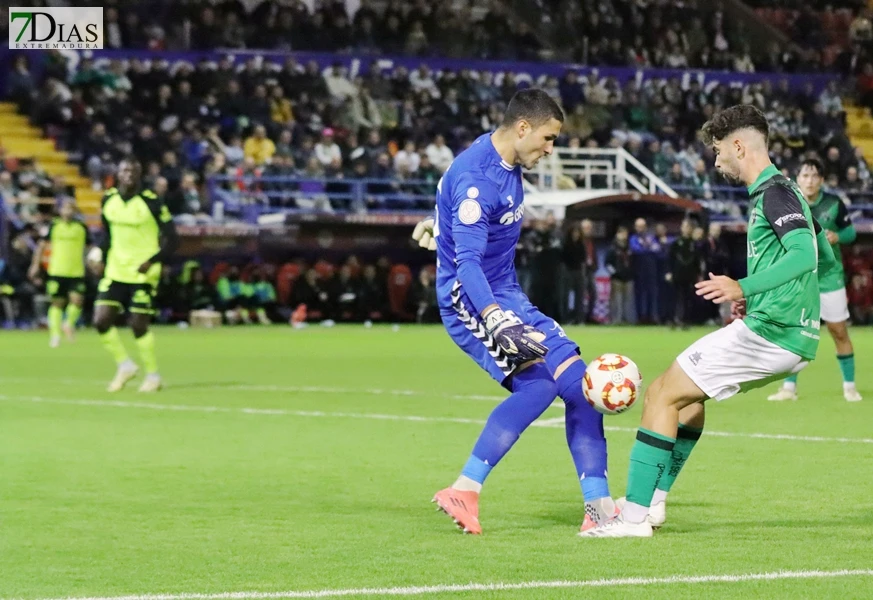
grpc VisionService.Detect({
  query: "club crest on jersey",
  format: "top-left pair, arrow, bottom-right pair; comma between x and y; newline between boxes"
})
500,203 -> 525,226
459,199 -> 482,224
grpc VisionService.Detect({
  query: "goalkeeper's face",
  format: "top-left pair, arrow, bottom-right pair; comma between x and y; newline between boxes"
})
517,118 -> 562,169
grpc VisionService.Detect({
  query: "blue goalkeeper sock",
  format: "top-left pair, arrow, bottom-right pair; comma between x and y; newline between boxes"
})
460,362 -> 558,488
556,359 -> 610,502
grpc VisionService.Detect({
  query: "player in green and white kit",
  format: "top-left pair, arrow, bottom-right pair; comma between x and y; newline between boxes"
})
768,159 -> 861,402
28,199 -> 89,348
580,105 -> 837,538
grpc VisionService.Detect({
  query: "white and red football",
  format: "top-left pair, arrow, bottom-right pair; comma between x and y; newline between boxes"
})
582,353 -> 643,415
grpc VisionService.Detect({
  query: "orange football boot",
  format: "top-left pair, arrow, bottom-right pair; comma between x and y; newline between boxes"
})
432,487 -> 482,535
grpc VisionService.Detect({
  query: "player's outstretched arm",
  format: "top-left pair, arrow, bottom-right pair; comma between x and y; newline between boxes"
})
736,185 -> 819,300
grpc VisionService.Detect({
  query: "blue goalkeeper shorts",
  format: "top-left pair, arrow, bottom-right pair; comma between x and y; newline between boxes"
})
440,281 -> 581,389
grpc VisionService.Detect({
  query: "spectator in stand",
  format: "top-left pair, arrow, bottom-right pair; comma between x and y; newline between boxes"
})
250,267 -> 277,325
653,222 -> 673,324
605,226 -> 634,325
425,134 -> 454,173
667,219 -> 699,329
408,266 -> 439,323
358,264 -> 389,322
629,218 -> 658,324
216,265 -> 254,325
561,221 -> 587,325
243,125 -> 276,166
180,266 -> 216,315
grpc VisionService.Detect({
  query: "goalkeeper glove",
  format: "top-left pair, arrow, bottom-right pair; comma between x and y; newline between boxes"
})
482,307 -> 548,365
412,216 -> 436,251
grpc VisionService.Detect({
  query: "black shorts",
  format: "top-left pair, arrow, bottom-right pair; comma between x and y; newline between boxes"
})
95,278 -> 156,315
46,276 -> 86,299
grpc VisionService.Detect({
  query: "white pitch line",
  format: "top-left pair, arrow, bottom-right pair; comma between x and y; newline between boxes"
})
2,394 -> 873,445
22,569 -> 873,600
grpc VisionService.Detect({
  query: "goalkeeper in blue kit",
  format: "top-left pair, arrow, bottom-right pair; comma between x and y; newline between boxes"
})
413,89 -> 616,535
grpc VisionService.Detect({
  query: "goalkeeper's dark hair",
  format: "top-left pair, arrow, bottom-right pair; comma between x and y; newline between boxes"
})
699,104 -> 769,146
502,89 -> 564,129
800,158 -> 825,177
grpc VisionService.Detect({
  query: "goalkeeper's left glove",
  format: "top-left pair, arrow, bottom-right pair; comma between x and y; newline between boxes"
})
482,307 -> 549,366
412,216 -> 436,251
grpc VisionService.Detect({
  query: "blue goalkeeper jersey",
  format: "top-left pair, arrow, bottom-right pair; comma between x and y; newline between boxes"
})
434,133 -> 526,314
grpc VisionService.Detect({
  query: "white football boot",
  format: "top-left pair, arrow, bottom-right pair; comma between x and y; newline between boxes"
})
767,388 -> 798,402
107,360 -> 139,392
615,496 -> 666,528
578,515 -> 653,538
844,386 -> 863,402
138,374 -> 163,393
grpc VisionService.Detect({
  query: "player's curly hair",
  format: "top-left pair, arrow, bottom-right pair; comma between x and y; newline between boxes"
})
700,104 -> 769,146
502,89 -> 564,128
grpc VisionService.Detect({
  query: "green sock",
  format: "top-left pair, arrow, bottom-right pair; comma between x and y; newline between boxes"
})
656,423 -> 702,493
837,354 -> 855,384
135,331 -> 158,375
48,305 -> 63,338
626,428 -> 675,510
64,304 -> 82,329
784,373 -> 799,385
100,327 -> 130,365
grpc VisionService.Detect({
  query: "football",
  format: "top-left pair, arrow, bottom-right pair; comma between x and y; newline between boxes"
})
582,353 -> 643,415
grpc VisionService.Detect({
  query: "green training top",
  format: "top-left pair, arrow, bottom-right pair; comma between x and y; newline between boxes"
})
44,218 -> 88,278
101,187 -> 173,285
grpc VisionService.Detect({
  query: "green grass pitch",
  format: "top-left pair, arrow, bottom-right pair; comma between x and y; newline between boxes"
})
1,324 -> 872,599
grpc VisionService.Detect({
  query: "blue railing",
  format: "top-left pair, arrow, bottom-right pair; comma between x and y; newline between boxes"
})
206,175 -> 437,221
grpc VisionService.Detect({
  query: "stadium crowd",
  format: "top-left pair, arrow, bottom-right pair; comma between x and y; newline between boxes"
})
2,1 -> 873,329
4,46 -> 873,221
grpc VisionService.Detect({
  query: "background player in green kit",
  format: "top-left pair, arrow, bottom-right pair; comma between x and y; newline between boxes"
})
89,159 -> 178,393
580,105 -> 837,538
27,199 -> 89,348
768,159 -> 861,403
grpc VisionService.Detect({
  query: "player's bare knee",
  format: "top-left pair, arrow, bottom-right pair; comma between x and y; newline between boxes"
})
679,401 -> 705,429
93,316 -> 111,334
827,322 -> 851,345
131,323 -> 149,338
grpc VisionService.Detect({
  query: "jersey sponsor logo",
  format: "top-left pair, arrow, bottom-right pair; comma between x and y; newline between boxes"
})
688,351 -> 703,366
458,199 -> 482,225
499,203 -> 525,226
507,195 -> 513,207
466,186 -> 480,199
799,308 -> 821,331
774,213 -> 804,227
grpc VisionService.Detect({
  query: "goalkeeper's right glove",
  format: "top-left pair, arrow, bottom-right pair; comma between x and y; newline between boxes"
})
412,216 -> 436,251
482,307 -> 549,366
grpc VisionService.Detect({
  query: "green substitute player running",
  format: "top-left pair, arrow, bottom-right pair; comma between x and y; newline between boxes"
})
768,158 -> 861,403
89,159 -> 178,393
580,105 -> 837,538
28,199 -> 89,348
